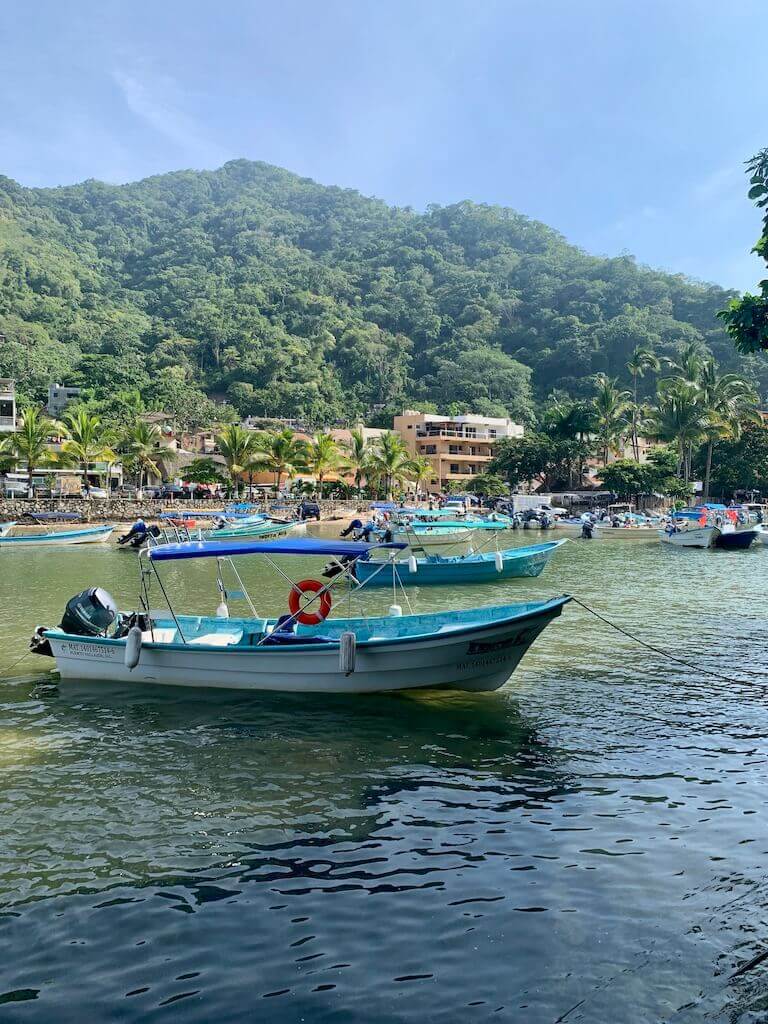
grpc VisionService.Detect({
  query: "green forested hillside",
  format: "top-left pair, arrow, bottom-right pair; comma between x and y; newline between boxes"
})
0,159 -> 759,427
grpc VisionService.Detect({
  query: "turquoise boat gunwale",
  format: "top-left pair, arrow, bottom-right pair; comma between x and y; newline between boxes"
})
43,597 -> 571,653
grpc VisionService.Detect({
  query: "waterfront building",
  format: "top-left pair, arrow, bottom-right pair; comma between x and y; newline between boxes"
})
47,383 -> 81,417
329,423 -> 388,448
393,410 -> 524,490
0,378 -> 16,433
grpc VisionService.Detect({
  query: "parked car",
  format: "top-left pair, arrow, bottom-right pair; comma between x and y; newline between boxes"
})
81,486 -> 109,498
297,500 -> 321,521
537,502 -> 568,516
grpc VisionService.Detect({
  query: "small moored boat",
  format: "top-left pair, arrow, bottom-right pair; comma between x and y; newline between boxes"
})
659,511 -> 719,549
354,540 -> 567,587
32,537 -> 570,694
0,524 -> 114,547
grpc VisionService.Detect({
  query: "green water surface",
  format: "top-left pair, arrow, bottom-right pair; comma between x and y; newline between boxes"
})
1,530 -> 767,1022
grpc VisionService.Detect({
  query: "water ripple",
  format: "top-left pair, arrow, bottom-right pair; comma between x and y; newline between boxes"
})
1,540 -> 768,1020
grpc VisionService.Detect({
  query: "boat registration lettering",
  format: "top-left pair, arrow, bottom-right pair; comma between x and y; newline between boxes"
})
60,641 -> 117,660
456,653 -> 514,671
467,631 -> 532,656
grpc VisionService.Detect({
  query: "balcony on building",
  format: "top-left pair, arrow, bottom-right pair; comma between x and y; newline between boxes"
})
0,378 -> 16,432
417,427 -> 501,440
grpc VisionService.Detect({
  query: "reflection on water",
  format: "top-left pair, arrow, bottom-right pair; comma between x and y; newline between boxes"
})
1,534 -> 768,1021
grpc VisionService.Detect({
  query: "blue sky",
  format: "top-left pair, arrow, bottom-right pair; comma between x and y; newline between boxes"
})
1,0 -> 765,290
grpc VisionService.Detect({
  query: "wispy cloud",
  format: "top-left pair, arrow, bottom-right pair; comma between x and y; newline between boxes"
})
692,164 -> 744,204
112,66 -> 228,166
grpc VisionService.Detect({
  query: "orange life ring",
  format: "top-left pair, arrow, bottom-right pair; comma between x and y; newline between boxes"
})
170,518 -> 196,528
288,578 -> 332,626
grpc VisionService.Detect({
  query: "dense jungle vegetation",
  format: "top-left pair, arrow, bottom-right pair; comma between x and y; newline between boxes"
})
0,159 -> 762,428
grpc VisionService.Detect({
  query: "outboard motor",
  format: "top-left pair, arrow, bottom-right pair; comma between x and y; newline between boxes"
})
61,588 -> 118,637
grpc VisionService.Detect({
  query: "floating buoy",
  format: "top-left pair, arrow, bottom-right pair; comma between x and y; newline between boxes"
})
389,604 -> 403,617
216,601 -> 230,618
124,625 -> 142,670
408,555 -> 418,573
494,551 -> 504,572
339,631 -> 356,675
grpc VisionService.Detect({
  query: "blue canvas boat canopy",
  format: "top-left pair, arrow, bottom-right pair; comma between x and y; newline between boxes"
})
157,510 -> 254,520
149,536 -> 407,561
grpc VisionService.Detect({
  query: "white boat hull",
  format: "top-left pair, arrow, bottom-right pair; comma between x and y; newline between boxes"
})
659,526 -> 718,548
593,525 -> 660,539
45,601 -> 567,695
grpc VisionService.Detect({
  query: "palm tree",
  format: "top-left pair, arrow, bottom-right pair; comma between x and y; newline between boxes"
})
241,444 -> 268,500
0,406 -> 59,496
254,429 -> 308,492
405,455 -> 434,496
342,429 -> 372,496
592,374 -> 632,466
696,360 -> 758,502
367,432 -> 412,498
544,398 -> 596,442
120,420 -> 164,496
660,342 -> 706,386
305,433 -> 340,496
645,381 -> 709,483
59,408 -> 116,496
626,347 -> 660,459
217,424 -> 256,498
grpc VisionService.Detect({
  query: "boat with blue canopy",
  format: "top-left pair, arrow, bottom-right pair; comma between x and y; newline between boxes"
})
355,539 -> 566,586
144,512 -> 303,547
33,536 -> 570,694
693,503 -> 759,549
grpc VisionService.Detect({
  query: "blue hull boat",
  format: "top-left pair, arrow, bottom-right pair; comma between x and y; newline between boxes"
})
355,540 -> 567,586
714,530 -> 757,550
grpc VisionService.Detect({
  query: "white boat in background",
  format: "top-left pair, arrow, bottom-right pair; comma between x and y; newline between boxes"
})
0,524 -> 114,547
0,521 -> 17,538
379,525 -> 483,550
659,524 -> 718,548
32,537 -> 570,694
593,524 -> 660,540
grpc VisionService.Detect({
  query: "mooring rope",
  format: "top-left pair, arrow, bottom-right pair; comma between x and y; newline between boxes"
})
569,595 -> 767,688
1,649 -> 33,676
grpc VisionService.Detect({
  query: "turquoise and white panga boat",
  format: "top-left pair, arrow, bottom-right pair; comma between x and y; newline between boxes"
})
355,540 -> 567,587
0,524 -> 114,546
32,538 -> 570,695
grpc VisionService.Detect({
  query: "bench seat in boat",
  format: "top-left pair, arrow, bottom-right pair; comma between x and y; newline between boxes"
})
188,631 -> 244,647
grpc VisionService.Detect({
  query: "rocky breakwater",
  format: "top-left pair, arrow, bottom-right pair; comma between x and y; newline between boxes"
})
0,498 -> 363,524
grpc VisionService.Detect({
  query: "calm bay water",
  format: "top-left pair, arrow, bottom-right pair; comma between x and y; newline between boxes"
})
2,530 -> 768,1021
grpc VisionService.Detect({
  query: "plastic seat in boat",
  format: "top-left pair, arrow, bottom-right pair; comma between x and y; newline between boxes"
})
141,628 -> 178,644
188,631 -> 244,647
